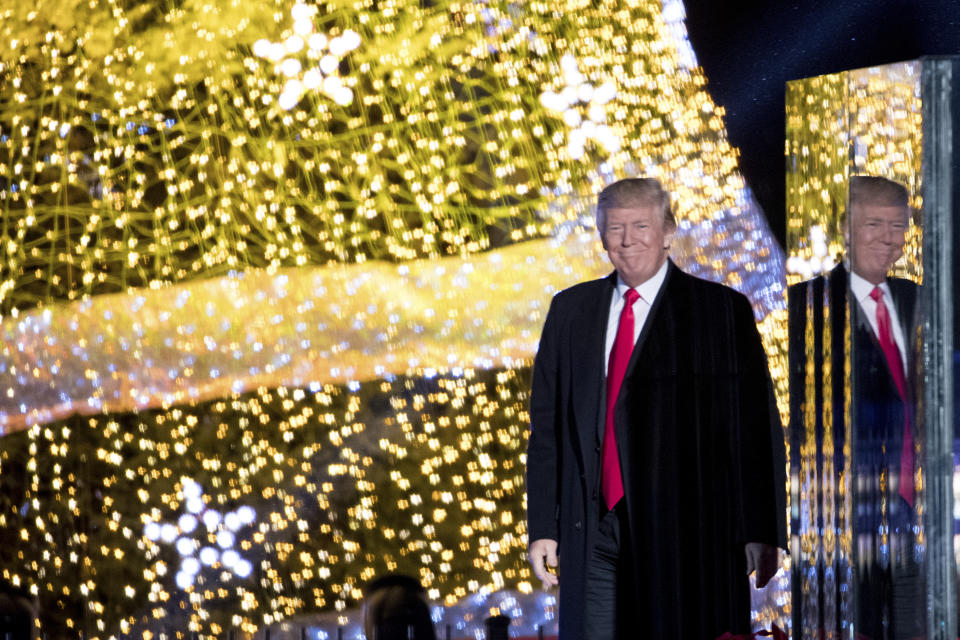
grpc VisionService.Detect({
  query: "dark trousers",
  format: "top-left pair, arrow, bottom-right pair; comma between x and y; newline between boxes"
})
584,503 -> 623,640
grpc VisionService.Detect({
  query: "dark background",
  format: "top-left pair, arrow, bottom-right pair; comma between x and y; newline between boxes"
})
683,0 -> 960,248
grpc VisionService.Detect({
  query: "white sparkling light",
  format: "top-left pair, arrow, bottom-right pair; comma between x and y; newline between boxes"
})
328,36 -> 347,57
281,58 -> 303,78
182,557 -> 201,576
199,547 -> 219,566
562,109 -> 582,127
539,55 -> 623,160
252,39 -> 271,59
538,91 -> 559,110
588,103 -> 607,123
237,505 -> 256,524
303,69 -> 323,90
293,19 -> 314,36
267,43 -> 287,63
175,571 -> 194,590
144,522 -> 161,541
186,497 -> 205,514
319,55 -> 339,75
176,537 -> 194,557
333,87 -> 354,106
279,91 -> 301,111
284,36 -> 305,55
178,513 -> 198,533
594,82 -> 617,104
202,510 -> 222,531
341,29 -> 362,51
322,75 -> 343,95
216,530 -> 236,549
221,550 -> 240,569
308,33 -> 328,52
224,511 -> 242,531
142,480 -> 258,590
234,559 -> 254,578
182,479 -> 202,500
290,3 -> 313,21
160,523 -> 179,544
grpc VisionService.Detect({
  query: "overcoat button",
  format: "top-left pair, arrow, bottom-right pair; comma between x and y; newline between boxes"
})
574,521 -> 582,530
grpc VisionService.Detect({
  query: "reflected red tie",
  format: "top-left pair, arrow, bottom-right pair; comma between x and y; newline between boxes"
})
869,286 -> 914,506
601,288 -> 640,510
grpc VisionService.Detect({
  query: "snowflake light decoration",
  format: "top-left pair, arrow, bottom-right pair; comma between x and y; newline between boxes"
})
143,478 -> 257,590
785,224 -> 837,279
539,54 -> 619,160
251,2 -> 362,109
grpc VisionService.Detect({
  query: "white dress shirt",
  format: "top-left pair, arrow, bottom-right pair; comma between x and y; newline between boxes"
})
849,269 -> 908,367
603,260 -> 669,376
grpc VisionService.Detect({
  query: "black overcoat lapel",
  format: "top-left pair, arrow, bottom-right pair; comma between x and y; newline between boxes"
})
570,273 -> 616,462
619,261 -> 675,390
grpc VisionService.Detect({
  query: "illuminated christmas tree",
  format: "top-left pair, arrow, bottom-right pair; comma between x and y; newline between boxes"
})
0,0 -> 786,636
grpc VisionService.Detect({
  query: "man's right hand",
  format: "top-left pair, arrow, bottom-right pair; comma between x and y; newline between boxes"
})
528,538 -> 559,588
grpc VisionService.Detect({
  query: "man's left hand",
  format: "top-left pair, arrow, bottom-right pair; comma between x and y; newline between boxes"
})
745,542 -> 779,588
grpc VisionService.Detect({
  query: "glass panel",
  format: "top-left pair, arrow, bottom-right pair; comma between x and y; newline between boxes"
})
846,66 -> 925,640
919,57 -> 958,640
786,68 -> 852,639
786,59 -> 958,639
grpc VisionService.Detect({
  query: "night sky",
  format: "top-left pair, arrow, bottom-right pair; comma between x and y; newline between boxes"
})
683,0 -> 960,247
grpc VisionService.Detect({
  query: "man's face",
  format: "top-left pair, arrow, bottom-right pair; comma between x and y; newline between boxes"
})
601,205 -> 674,288
848,203 -> 909,285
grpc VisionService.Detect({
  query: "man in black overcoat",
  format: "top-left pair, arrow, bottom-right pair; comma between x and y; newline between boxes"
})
526,177 -> 786,639
788,176 -> 921,639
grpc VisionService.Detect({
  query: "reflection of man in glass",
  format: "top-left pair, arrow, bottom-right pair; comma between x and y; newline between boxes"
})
847,176 -> 920,640
789,175 -> 920,639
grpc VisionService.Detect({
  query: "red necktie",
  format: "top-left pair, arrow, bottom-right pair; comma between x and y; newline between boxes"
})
869,286 -> 914,506
601,288 -> 640,510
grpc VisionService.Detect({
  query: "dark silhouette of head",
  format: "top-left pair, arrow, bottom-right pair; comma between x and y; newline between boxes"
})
0,581 -> 34,640
362,574 -> 437,640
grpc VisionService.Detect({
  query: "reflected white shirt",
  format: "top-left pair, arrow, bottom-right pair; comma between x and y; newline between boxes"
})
849,269 -> 908,367
603,260 -> 669,376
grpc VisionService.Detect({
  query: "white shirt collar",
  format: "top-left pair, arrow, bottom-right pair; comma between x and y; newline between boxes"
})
849,268 -> 891,305
615,259 -> 670,303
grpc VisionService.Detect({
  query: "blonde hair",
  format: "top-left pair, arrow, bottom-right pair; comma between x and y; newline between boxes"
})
596,177 -> 676,233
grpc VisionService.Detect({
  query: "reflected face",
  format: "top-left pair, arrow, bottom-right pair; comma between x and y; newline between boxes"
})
848,203 -> 909,285
601,206 -> 674,288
